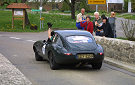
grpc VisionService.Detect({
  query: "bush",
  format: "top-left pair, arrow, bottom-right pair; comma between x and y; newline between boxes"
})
121,19 -> 135,41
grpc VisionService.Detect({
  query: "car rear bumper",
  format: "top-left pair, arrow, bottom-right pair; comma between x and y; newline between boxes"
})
55,54 -> 104,65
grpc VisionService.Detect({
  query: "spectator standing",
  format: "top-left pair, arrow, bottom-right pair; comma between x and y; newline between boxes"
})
98,17 -> 114,38
76,8 -> 86,30
108,12 -> 116,38
80,16 -> 93,34
93,12 -> 102,36
94,14 -> 106,36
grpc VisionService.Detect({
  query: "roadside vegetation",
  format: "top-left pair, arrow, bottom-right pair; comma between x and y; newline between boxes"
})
121,19 -> 135,41
0,10 -> 78,32
117,14 -> 135,20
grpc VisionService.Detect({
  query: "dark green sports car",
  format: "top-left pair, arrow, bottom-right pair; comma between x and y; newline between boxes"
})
33,30 -> 104,70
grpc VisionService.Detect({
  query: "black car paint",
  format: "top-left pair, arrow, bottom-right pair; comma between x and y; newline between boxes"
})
33,30 -> 104,65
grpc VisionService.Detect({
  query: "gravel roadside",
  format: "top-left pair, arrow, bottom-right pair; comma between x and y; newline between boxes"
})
0,53 -> 32,85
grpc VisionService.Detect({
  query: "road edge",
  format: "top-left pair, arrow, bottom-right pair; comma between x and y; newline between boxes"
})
104,57 -> 135,73
0,53 -> 32,85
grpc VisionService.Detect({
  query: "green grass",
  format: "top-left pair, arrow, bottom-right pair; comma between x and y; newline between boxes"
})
117,14 -> 135,20
0,10 -> 77,32
117,37 -> 135,41
49,10 -> 63,13
117,37 -> 128,40
48,10 -> 121,18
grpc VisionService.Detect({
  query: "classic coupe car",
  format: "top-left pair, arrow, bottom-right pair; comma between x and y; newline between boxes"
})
33,30 -> 104,70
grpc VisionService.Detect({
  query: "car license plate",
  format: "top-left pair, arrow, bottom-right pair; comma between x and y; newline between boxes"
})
77,54 -> 94,59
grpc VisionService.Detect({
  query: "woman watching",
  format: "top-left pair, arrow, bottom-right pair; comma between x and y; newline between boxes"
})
98,17 -> 114,38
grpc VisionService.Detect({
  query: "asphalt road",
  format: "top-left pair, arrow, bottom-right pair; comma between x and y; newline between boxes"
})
0,32 -> 135,85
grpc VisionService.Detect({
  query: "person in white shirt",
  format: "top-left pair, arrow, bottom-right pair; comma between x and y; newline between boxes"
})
76,8 -> 86,30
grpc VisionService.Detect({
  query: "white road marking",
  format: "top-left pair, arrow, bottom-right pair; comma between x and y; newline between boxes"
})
26,40 -> 36,42
12,55 -> 18,57
14,38 -> 21,40
10,37 -> 16,38
9,36 -> 36,43
10,37 -> 21,40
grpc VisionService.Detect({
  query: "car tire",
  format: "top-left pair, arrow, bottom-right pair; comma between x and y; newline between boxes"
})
35,52 -> 43,61
92,62 -> 102,70
49,52 -> 59,70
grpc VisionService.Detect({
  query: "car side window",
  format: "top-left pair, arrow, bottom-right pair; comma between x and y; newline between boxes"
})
55,36 -> 63,47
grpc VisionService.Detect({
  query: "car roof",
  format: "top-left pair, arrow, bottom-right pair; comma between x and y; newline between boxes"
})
54,30 -> 92,37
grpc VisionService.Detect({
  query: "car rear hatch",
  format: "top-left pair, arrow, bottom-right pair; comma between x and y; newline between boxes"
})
69,43 -> 97,51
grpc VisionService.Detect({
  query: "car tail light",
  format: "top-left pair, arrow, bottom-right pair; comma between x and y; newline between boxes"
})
64,53 -> 72,56
99,53 -> 103,55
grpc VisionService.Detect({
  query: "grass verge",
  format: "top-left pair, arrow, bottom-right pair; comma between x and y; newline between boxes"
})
0,10 -> 77,32
117,14 -> 135,20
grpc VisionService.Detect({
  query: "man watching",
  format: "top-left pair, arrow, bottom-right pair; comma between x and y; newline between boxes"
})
76,8 -> 86,30
93,12 -> 102,36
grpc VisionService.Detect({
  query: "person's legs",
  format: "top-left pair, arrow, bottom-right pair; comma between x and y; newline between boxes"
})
114,30 -> 117,38
81,21 -> 86,30
96,31 -> 100,36
76,22 -> 82,29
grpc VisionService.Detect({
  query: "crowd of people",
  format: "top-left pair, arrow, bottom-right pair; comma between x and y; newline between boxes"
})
76,8 -> 116,38
47,8 -> 116,40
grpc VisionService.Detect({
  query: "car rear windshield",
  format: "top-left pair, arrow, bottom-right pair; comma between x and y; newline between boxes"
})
66,36 -> 93,43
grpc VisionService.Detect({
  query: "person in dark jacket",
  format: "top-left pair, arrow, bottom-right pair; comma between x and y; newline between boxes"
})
80,16 -> 93,34
98,17 -> 114,38
108,12 -> 116,38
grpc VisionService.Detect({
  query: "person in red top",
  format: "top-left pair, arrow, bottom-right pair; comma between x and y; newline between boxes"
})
80,16 -> 93,34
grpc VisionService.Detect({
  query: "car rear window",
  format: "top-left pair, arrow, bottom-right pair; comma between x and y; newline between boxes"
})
66,36 -> 93,43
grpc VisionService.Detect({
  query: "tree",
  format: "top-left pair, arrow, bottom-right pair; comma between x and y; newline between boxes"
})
124,0 -> 135,12
51,0 -> 56,9
15,0 -> 18,3
64,0 -> 77,19
21,0 -> 30,25
42,0 -> 49,5
0,0 -> 9,6
79,0 -> 89,13
61,0 -> 70,11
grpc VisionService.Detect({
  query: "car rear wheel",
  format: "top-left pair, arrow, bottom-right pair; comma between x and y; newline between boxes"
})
35,51 -> 43,61
49,52 -> 59,70
92,62 -> 102,70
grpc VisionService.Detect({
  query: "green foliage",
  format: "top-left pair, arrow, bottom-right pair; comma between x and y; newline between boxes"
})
123,0 -> 128,12
75,0 -> 90,13
0,10 -> 77,32
124,0 -> 135,12
117,37 -> 128,40
118,14 -> 135,20
49,10 -> 62,13
132,1 -> 135,12
61,0 -> 70,12
0,0 -> 23,9
79,0 -> 89,13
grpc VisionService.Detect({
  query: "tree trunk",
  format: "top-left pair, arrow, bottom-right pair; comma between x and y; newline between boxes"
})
25,10 -> 30,25
21,0 -> 30,25
21,0 -> 26,3
15,0 -> 17,3
71,0 -> 75,19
